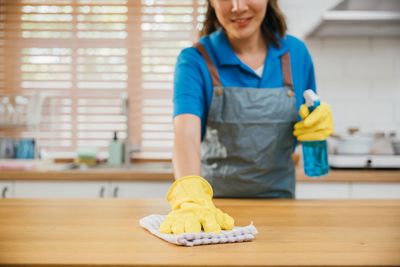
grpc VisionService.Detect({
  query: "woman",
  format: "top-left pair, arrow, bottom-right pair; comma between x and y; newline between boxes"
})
159,0 -> 333,234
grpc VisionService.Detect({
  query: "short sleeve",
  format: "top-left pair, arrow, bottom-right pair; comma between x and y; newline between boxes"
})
173,47 -> 206,119
304,46 -> 317,93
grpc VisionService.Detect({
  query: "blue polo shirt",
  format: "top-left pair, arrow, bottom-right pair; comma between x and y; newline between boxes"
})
173,29 -> 316,140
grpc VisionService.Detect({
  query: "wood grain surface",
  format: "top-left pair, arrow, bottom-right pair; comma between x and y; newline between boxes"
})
0,199 -> 399,266
0,162 -> 399,182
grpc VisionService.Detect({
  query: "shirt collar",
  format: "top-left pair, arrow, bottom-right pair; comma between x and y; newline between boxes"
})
209,28 -> 289,67
209,29 -> 240,66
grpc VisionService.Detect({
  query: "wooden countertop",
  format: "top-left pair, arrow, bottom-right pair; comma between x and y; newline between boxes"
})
0,162 -> 399,182
0,199 -> 399,266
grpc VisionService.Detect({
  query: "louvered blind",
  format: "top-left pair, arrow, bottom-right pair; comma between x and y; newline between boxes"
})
0,0 -> 206,160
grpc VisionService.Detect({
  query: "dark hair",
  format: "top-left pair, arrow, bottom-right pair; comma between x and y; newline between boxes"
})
199,0 -> 287,48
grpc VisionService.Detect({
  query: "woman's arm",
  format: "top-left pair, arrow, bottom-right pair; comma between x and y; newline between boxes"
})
172,114 -> 201,179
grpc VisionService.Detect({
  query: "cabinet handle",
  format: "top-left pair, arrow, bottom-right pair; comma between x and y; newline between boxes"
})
99,186 -> 105,198
113,186 -> 119,198
1,187 -> 8,198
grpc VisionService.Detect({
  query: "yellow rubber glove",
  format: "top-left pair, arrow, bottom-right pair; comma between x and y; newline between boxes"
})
159,175 -> 234,234
293,102 -> 334,141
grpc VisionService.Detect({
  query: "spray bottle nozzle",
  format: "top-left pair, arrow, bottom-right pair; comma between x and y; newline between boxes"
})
303,89 -> 320,112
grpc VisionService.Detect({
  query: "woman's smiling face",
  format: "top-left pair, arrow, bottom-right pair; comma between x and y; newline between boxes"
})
210,0 -> 268,40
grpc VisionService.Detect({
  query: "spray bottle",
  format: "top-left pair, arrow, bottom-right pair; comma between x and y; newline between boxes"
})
302,89 -> 329,177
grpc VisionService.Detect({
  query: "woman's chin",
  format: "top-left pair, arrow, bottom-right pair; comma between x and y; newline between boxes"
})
229,29 -> 258,41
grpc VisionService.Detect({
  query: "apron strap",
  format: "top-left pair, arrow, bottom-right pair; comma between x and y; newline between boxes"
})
193,43 -> 221,87
194,43 -> 294,90
281,52 -> 293,89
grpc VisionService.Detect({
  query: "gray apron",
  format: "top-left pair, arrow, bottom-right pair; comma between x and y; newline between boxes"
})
194,43 -> 298,198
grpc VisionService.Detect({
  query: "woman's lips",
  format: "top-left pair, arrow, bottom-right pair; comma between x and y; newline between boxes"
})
232,17 -> 252,27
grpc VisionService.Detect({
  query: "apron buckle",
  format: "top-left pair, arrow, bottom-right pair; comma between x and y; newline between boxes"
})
287,90 -> 295,97
215,88 -> 223,96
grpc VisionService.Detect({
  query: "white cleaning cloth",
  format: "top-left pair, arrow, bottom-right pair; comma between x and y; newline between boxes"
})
139,214 -> 258,247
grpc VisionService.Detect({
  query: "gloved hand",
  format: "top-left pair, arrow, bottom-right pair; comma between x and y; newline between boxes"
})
293,102 -> 334,141
159,175 -> 234,234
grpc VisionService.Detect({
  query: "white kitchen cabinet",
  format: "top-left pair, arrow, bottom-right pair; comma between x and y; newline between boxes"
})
14,181 -> 109,199
110,181 -> 172,198
0,181 -> 14,198
9,180 -> 400,199
296,182 -> 350,199
350,183 -> 400,199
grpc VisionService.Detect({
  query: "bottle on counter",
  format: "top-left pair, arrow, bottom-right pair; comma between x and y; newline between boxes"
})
301,90 -> 329,178
108,131 -> 124,166
15,138 -> 36,159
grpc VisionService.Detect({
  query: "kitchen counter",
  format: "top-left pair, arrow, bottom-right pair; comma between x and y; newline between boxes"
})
0,161 -> 399,182
0,199 -> 399,266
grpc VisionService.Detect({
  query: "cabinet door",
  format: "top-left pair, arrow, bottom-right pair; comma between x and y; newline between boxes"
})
296,182 -> 350,199
14,181 -> 109,199
110,181 -> 172,198
0,181 -> 14,198
350,183 -> 400,199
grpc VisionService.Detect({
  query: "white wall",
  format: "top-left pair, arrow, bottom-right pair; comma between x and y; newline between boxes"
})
280,0 -> 400,135
280,0 -> 340,38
